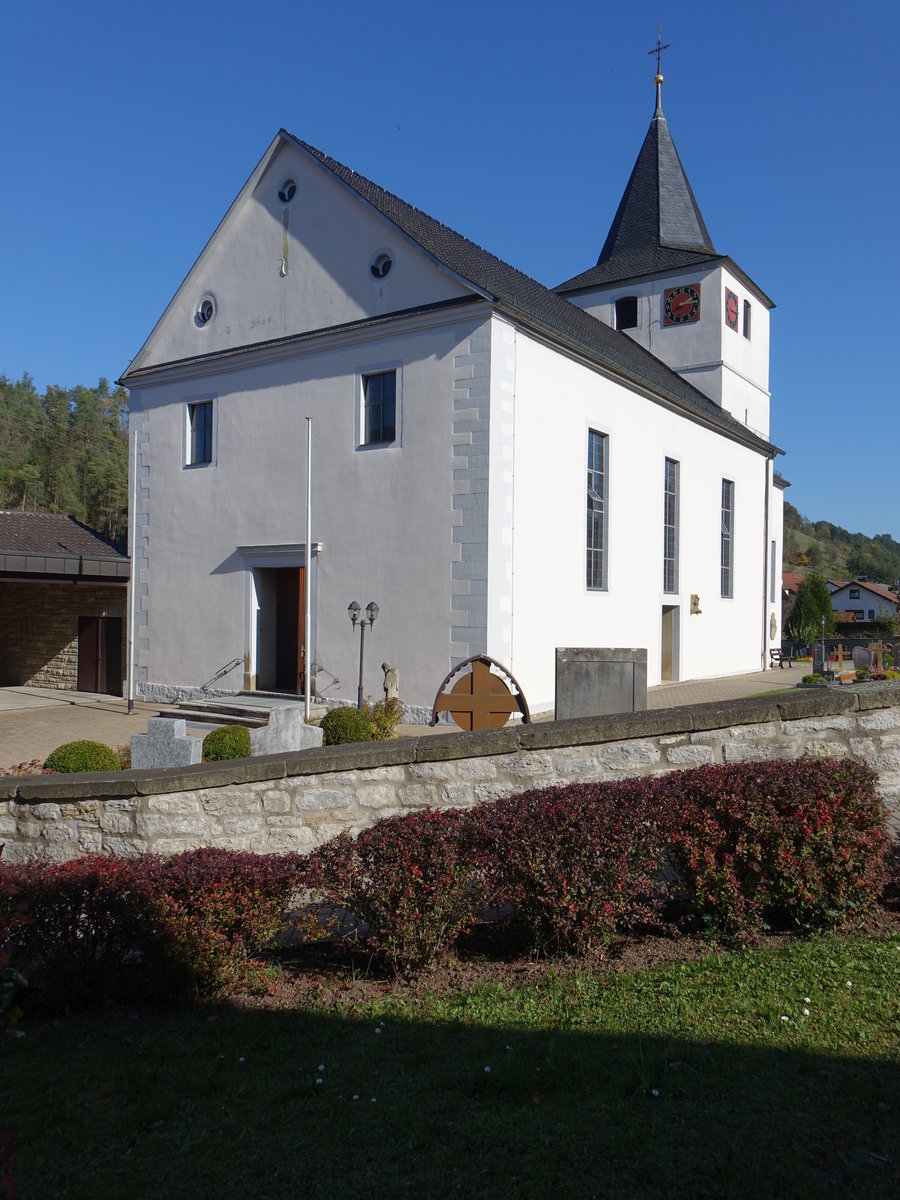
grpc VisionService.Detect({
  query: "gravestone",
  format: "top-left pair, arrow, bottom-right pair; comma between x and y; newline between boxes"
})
813,646 -> 827,674
248,705 -> 323,755
131,718 -> 202,769
555,648 -> 647,720
852,645 -> 871,671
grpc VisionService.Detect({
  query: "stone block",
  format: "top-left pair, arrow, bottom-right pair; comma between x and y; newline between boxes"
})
29,803 -> 62,820
728,723 -> 780,740
785,715 -> 856,734
146,794 -> 202,815
99,809 -> 137,834
261,791 -> 291,814
722,743 -> 795,763
665,745 -> 716,766
291,789 -> 351,811
597,740 -> 660,770
131,718 -> 203,770
249,706 -> 324,756
199,791 -> 262,817
555,647 -> 648,720
859,709 -> 900,730
849,738 -> 877,757
803,740 -> 852,758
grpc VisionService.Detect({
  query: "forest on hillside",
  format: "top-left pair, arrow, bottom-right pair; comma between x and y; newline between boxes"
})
0,374 -> 129,545
783,501 -> 900,587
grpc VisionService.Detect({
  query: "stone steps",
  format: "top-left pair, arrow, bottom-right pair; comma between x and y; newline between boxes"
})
156,698 -> 328,729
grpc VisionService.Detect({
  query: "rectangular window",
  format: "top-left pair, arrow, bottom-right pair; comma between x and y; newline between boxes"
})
743,300 -> 752,340
849,587 -> 860,599
615,295 -> 638,330
770,540 -> 777,603
721,479 -> 734,598
363,371 -> 396,445
187,400 -> 213,465
663,458 -> 679,594
586,430 -> 608,589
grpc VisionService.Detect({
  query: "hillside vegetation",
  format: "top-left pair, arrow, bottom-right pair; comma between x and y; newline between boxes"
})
783,501 -> 900,587
0,373 -> 129,544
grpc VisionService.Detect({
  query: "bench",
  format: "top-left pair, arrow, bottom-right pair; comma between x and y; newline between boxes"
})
769,648 -> 791,669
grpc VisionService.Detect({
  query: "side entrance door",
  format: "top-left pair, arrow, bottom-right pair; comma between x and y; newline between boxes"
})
77,616 -> 123,695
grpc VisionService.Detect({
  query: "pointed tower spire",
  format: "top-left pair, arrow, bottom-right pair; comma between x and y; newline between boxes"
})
556,37 -> 719,293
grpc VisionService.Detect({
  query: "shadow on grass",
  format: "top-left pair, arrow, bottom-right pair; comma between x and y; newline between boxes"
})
6,1002 -> 899,1200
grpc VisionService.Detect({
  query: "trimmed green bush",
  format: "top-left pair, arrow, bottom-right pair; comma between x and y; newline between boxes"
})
43,740 -> 120,773
202,725 -> 251,762
320,706 -> 374,745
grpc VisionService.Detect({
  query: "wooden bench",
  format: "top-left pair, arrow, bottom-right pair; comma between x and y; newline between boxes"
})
769,648 -> 791,669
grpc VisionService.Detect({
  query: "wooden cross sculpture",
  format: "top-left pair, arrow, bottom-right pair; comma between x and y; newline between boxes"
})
430,655 -> 531,731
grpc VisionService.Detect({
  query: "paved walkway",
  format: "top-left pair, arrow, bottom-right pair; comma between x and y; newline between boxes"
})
0,666 -> 800,767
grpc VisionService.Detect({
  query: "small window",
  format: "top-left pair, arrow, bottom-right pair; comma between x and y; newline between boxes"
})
586,430 -> 608,590
363,371 -> 396,445
743,300 -> 751,340
663,458 -> 680,594
187,400 -> 213,465
849,588 -> 860,599
195,295 -> 216,326
721,479 -> 734,598
370,252 -> 393,279
868,610 -> 875,621
278,178 -> 297,204
615,296 -> 638,330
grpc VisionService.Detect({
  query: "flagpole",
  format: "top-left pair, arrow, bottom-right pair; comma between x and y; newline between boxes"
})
304,417 -> 312,722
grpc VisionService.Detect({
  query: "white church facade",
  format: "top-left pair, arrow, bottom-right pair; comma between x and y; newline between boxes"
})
121,82 -> 786,714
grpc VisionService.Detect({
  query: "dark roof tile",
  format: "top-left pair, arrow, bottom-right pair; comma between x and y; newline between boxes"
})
287,133 -> 775,454
0,513 -> 126,558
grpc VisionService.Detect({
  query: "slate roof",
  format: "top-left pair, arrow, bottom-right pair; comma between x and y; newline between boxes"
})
0,512 -> 126,558
554,99 -> 772,307
286,133 -> 776,456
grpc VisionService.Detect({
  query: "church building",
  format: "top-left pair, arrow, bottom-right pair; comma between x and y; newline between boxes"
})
121,74 -> 785,713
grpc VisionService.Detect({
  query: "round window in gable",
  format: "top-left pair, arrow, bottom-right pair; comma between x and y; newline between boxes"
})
370,252 -> 393,280
195,295 -> 216,327
278,178 -> 297,204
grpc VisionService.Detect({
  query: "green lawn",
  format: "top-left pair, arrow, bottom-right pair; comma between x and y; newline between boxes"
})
5,933 -> 899,1199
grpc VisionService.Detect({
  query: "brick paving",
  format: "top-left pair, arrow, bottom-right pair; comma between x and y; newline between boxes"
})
0,667 -> 798,767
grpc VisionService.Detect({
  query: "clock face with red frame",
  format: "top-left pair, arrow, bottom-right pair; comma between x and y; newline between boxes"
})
664,283 -> 701,326
725,288 -> 739,331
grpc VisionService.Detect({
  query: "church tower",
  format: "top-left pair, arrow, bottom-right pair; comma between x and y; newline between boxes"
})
556,65 -> 774,440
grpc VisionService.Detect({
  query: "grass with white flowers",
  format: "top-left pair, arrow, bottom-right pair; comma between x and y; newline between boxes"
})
5,932 -> 899,1199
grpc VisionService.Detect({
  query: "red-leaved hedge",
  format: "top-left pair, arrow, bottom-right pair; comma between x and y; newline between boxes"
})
1,756 -> 891,998
1,849 -> 300,1010
466,778 -> 668,955
301,808 -> 481,976
655,758 -> 887,937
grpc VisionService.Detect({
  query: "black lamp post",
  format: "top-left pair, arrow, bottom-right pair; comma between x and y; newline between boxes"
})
348,600 -> 379,708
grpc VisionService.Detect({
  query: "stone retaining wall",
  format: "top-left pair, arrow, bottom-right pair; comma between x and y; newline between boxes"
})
2,685 -> 899,862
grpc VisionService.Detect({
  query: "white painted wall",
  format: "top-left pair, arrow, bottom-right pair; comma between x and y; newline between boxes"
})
497,324 -> 775,711
129,139 -> 473,374
566,264 -> 771,439
128,306 -> 491,709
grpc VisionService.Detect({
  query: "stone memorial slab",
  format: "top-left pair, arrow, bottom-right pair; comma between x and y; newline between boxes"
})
852,646 -> 872,670
131,718 -> 203,769
249,705 -> 324,755
556,648 -> 648,720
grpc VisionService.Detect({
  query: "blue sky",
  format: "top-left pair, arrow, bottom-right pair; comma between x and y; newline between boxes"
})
2,1 -> 897,538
